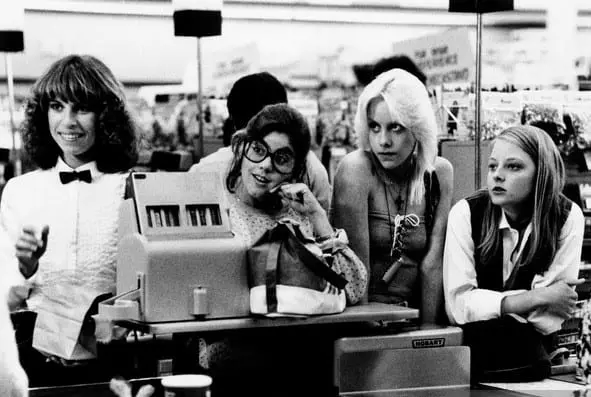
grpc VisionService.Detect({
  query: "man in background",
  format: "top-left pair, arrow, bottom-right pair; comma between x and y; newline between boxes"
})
372,54 -> 427,86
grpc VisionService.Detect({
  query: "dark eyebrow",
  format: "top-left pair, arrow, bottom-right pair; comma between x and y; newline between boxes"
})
274,146 -> 295,155
261,139 -> 294,155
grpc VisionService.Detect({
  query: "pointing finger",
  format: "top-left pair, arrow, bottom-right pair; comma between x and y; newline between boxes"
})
567,279 -> 587,286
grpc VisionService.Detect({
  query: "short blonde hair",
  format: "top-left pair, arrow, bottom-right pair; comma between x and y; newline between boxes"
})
354,68 -> 438,204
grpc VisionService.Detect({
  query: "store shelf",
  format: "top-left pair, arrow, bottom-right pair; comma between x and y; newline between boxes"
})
566,170 -> 591,185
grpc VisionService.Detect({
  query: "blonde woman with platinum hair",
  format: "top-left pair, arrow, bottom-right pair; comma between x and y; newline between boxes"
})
332,68 -> 453,324
353,68 -> 439,205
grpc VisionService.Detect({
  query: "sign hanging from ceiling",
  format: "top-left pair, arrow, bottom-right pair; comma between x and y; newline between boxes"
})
392,28 -> 474,87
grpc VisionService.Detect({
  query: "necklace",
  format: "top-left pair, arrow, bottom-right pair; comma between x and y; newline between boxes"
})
391,183 -> 407,209
384,179 -> 409,260
381,178 -> 412,285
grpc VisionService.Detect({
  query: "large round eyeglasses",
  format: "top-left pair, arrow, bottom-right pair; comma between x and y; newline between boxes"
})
244,139 -> 296,175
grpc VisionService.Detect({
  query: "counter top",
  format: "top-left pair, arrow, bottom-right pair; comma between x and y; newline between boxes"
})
115,302 -> 418,335
29,381 -> 590,397
480,379 -> 587,397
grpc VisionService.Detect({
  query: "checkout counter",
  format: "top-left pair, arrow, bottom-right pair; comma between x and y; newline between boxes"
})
24,172 -> 589,396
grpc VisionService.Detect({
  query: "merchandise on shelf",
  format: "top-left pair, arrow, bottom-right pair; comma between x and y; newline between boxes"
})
481,92 -> 522,141
439,89 -> 591,164
440,90 -> 474,140
565,105 -> 591,149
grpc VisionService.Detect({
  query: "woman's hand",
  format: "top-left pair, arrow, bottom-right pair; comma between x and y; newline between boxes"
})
501,279 -> 584,319
110,378 -> 154,397
15,225 -> 49,278
539,279 -> 584,318
275,183 -> 333,237
275,183 -> 323,216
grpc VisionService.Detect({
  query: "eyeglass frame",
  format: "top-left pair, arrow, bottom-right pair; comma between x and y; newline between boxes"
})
243,138 -> 296,175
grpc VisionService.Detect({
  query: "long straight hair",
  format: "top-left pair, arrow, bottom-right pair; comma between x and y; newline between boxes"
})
479,125 -> 566,273
354,68 -> 438,204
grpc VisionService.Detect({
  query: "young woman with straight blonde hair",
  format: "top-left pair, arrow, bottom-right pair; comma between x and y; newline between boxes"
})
332,68 -> 453,324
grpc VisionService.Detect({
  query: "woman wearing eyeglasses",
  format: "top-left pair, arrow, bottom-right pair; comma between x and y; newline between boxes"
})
192,102 -> 365,273
224,103 -> 335,245
185,103 -> 366,397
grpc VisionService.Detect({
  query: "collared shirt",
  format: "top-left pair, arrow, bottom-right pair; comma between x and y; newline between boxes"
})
0,158 -> 127,311
443,198 -> 584,335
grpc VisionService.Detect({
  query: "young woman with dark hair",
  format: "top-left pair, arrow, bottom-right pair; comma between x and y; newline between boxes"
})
188,103 -> 366,397
0,54 -> 138,386
191,71 -> 332,213
21,54 -> 137,173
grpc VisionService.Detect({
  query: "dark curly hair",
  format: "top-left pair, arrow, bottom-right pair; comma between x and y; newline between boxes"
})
226,103 -> 310,192
20,54 -> 138,172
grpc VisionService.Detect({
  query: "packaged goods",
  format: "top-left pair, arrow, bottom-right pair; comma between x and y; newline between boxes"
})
481,92 -> 522,140
565,105 -> 591,150
442,90 -> 473,140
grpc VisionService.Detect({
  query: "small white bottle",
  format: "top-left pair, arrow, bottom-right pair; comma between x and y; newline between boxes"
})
161,374 -> 212,397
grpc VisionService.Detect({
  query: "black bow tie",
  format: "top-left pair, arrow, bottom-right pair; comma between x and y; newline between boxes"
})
59,170 -> 92,184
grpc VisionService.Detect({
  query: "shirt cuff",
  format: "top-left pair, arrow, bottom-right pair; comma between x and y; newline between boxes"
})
6,264 -> 34,311
316,228 -> 349,254
460,289 -> 505,323
502,289 -> 527,297
527,308 -> 564,335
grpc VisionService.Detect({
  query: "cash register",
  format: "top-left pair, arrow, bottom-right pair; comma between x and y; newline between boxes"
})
96,171 -> 469,395
98,171 -> 420,328
99,171 -> 250,323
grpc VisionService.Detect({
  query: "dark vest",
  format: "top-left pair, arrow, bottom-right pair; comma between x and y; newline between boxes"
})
466,190 -> 572,292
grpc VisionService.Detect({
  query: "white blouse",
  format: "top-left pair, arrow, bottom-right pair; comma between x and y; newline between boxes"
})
0,158 -> 127,311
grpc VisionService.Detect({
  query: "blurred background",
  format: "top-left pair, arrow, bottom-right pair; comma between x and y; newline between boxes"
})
3,0 -> 591,366
1,0 -> 590,178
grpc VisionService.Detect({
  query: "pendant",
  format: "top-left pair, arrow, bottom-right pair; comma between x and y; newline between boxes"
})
390,244 -> 401,261
394,194 -> 404,208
